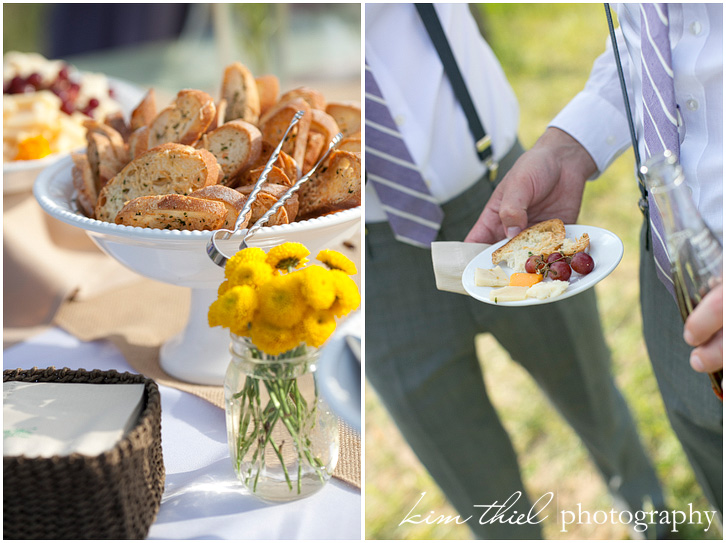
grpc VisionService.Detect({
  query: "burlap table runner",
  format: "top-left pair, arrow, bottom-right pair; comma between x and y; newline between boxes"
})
54,277 -> 360,489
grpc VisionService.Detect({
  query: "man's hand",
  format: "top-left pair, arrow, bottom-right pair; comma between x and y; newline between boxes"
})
684,282 -> 723,374
465,127 -> 598,244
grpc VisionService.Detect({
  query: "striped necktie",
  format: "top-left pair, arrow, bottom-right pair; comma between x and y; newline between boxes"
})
365,62 -> 444,248
640,3 -> 679,293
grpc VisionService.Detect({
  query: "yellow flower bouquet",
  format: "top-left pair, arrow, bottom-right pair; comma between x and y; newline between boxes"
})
209,242 -> 360,500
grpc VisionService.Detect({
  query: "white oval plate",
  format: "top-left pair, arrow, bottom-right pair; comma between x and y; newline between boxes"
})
462,224 -> 624,306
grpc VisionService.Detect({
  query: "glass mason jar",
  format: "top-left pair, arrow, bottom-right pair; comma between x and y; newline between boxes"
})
224,334 -> 339,501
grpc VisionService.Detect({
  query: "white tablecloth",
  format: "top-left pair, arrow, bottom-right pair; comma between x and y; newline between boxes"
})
3,327 -> 361,540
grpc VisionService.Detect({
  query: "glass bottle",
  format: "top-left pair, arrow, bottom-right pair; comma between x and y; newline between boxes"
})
224,334 -> 340,501
640,151 -> 723,400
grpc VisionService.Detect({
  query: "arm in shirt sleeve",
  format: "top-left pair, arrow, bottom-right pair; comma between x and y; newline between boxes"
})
548,28 -> 635,178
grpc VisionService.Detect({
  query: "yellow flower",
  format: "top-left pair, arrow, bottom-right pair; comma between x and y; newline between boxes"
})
302,309 -> 337,348
266,242 -> 310,272
256,274 -> 307,327
249,320 -> 303,356
224,247 -> 268,280
329,270 -> 361,317
217,280 -> 231,296
316,249 -> 357,275
208,285 -> 258,336
297,265 -> 336,310
229,261 -> 274,289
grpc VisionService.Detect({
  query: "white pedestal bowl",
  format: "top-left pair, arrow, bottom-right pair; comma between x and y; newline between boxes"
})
34,155 -> 361,385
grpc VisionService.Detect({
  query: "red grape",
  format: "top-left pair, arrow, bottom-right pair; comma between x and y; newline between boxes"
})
525,254 -> 546,274
548,261 -> 572,281
26,72 -> 43,88
570,252 -> 594,275
546,252 -> 564,263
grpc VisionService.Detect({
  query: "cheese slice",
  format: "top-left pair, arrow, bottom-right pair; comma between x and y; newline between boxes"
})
489,286 -> 529,303
476,265 -> 508,287
526,280 -> 569,300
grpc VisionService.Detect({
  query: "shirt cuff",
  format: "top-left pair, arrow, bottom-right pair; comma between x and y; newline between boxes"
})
549,90 -> 632,179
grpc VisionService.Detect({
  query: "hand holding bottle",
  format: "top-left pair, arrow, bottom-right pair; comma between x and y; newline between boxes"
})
683,281 -> 723,376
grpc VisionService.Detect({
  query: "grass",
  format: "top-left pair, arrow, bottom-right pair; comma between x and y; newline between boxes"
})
364,4 -> 720,540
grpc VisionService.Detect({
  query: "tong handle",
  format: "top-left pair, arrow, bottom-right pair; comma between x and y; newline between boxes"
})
232,110 -> 305,234
241,132 -> 344,246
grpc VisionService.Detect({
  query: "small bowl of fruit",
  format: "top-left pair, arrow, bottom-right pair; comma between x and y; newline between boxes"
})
3,52 -> 143,194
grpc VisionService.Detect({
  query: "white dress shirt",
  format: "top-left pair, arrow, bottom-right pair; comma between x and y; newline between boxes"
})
551,3 -> 723,238
365,3 -> 519,223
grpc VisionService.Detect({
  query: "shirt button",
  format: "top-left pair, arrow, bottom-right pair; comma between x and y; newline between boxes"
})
394,115 -> 405,126
686,99 -> 699,111
606,135 -> 616,145
690,21 -> 702,35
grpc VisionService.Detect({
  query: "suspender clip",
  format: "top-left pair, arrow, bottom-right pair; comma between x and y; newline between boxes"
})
476,135 -> 492,154
485,158 -> 499,183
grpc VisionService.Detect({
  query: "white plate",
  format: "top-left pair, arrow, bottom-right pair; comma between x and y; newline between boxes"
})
316,312 -> 361,433
3,76 -> 145,195
462,224 -> 624,306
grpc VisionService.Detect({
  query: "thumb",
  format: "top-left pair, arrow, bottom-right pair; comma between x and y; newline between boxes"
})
498,185 -> 532,238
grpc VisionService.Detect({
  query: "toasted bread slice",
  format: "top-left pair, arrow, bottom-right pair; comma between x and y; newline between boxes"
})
559,233 -> 590,256
95,143 -> 220,223
71,152 -> 96,218
297,149 -> 361,219
325,101 -> 361,138
279,86 -> 326,111
236,183 -> 299,225
259,97 -> 311,179
148,89 -> 216,148
303,132 -> 326,173
242,165 -> 292,188
195,119 -> 262,187
205,99 -> 227,134
190,185 -> 249,229
104,111 -> 131,141
130,89 -> 157,131
491,219 -> 567,271
84,120 -> 129,190
222,62 -> 260,125
255,75 -> 280,116
128,126 -> 150,159
337,135 -> 361,153
115,194 -> 227,231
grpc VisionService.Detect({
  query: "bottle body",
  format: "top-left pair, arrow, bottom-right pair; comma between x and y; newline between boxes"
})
641,151 -> 723,400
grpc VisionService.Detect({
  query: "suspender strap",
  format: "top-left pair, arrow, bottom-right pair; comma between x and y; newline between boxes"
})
604,3 -> 651,248
414,3 -> 496,176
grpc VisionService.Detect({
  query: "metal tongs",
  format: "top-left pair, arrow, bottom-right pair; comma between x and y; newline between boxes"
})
207,110 -> 343,267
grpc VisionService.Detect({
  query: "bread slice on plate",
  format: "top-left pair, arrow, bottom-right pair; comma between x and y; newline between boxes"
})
115,194 -> 227,231
259,97 -> 311,179
491,218 -> 566,271
147,89 -> 216,148
71,152 -> 96,218
236,183 -> 299,226
221,62 -> 260,125
279,86 -> 327,111
324,101 -> 361,138
130,88 -> 157,132
195,119 -> 262,186
255,74 -> 280,116
94,143 -> 220,223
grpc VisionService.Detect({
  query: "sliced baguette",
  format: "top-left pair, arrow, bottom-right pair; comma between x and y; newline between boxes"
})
242,165 -> 292,188
115,194 -> 227,231
195,119 -> 262,186
279,86 -> 326,111
297,149 -> 361,219
236,183 -> 299,225
128,126 -> 150,159
147,89 -> 216,148
491,219 -> 566,271
222,62 -> 260,125
84,120 -> 129,190
104,111 -> 131,142
95,143 -> 220,223
325,101 -> 361,138
71,152 -> 96,218
259,97 -> 311,179
130,88 -> 157,131
255,74 -> 280,116
189,185 -> 249,229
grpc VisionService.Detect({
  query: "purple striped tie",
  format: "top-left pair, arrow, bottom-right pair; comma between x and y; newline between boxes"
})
365,62 -> 444,248
641,3 -> 679,294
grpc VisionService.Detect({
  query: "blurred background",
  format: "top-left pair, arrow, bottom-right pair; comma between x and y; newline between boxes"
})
365,4 -> 719,540
3,3 -> 361,103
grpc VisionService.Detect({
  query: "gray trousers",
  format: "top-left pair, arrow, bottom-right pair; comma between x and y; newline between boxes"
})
639,222 -> 724,515
365,143 -> 664,539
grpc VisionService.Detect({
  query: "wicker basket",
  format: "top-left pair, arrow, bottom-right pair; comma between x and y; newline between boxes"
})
3,367 -> 165,540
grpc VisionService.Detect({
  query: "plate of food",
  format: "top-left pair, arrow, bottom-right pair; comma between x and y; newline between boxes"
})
3,51 -> 145,194
462,219 -> 624,306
